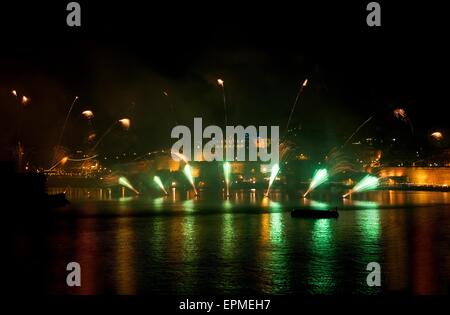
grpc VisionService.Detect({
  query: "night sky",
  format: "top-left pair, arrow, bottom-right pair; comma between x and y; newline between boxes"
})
1,1 -> 448,163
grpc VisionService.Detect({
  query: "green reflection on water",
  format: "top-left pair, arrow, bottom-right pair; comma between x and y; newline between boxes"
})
356,208 -> 382,294
153,197 -> 165,210
182,215 -> 195,255
352,200 -> 379,209
119,196 -> 134,203
222,213 -> 235,258
309,200 -> 329,210
268,212 -> 288,293
183,199 -> 195,212
308,218 -> 336,294
269,200 -> 282,211
358,209 -> 380,241
223,199 -> 233,210
269,212 -> 284,245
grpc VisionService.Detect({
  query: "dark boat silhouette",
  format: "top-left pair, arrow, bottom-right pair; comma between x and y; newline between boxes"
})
2,161 -> 69,211
291,208 -> 339,218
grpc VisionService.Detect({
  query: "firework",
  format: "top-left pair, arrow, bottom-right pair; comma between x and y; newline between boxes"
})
303,168 -> 329,197
264,163 -> 280,197
342,115 -> 374,148
118,176 -> 139,194
183,164 -> 198,195
393,108 -> 414,134
153,176 -> 168,195
88,133 -> 96,142
68,155 -> 98,162
118,118 -> 131,130
46,156 -> 69,172
53,96 -> 79,163
393,108 -> 406,119
92,118 -> 131,151
163,91 -> 178,124
217,78 -> 227,126
82,110 -> 94,119
285,78 -> 308,133
431,131 -> 443,141
223,161 -> 231,197
21,95 -> 30,105
343,175 -> 379,198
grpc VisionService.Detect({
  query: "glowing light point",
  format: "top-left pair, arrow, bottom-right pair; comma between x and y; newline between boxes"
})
431,131 -> 444,141
21,96 -> 29,105
82,110 -> 94,119
119,118 -> 131,130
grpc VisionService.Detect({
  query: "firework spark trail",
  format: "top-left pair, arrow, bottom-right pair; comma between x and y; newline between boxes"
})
223,162 -> 231,197
217,79 -> 227,126
394,108 -> 414,134
326,148 -> 357,176
285,79 -> 308,133
92,118 -> 130,151
153,176 -> 168,195
92,124 -> 115,151
46,156 -> 69,172
303,168 -> 329,197
163,91 -> 178,125
264,163 -> 280,197
183,164 -> 198,195
343,175 -> 379,198
118,176 -> 139,194
68,155 -> 98,162
54,96 -> 79,159
342,115 -> 374,148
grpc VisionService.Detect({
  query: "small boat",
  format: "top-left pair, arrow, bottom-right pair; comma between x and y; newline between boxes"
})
291,208 -> 339,218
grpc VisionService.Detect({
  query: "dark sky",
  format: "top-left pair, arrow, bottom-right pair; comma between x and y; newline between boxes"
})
1,1 -> 448,163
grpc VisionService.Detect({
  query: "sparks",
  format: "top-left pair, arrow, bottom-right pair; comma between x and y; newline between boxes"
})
82,110 -> 94,119
223,161 -> 231,197
343,175 -> 379,198
119,118 -> 131,130
118,176 -> 139,195
153,176 -> 168,195
183,164 -> 198,195
303,168 -> 329,197
264,163 -> 280,197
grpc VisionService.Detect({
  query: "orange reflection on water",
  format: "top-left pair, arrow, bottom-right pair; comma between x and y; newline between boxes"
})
115,217 -> 136,294
384,211 -> 408,292
75,218 -> 98,294
261,213 -> 270,245
412,211 -> 438,294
